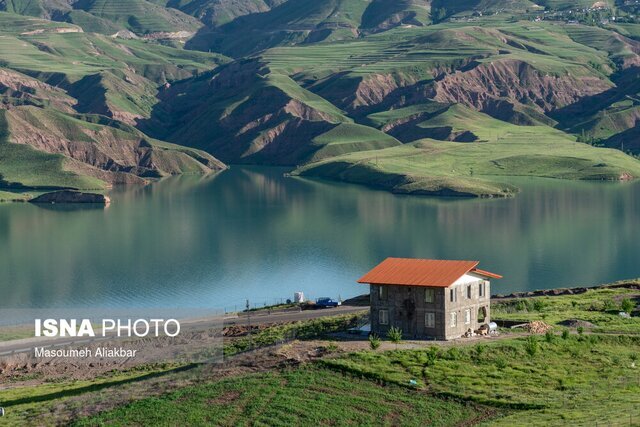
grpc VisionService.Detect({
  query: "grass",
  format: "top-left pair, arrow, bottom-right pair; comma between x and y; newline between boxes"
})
0,12 -> 226,81
308,123 -> 402,162
0,364 -> 188,426
0,114 -> 106,190
493,283 -> 640,334
322,334 -> 640,426
73,365 -> 492,427
3,286 -> 640,425
0,190 -> 30,202
224,312 -> 367,356
293,124 -> 640,197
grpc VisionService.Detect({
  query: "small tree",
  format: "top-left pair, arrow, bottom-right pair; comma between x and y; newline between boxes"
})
424,346 -> 439,366
562,329 -> 570,340
525,336 -> 539,357
577,326 -> 584,335
621,298 -> 635,315
545,330 -> 555,343
387,326 -> 403,350
533,299 -> 546,312
369,333 -> 381,351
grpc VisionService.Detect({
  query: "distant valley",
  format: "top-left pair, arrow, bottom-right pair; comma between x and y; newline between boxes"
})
1,0 -> 640,197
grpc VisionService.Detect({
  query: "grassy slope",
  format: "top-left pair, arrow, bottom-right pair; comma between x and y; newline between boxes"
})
0,12 -> 230,191
187,0 -> 372,56
0,190 -> 31,202
0,110 -> 106,190
294,108 -> 640,197
54,283 -> 640,426
325,335 -> 640,426
74,367 -> 490,426
0,14 -> 227,81
322,284 -> 640,426
493,285 -> 640,334
0,0 -> 204,35
309,123 -> 402,161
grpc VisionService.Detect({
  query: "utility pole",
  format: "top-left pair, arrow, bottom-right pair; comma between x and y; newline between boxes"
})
246,299 -> 252,347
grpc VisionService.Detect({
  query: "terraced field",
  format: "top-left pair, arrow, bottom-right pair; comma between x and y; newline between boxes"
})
0,2 -> 639,197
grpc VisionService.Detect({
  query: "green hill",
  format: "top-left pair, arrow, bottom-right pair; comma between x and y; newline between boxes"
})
0,0 -> 204,35
0,106 -> 226,190
293,133 -> 640,197
166,0 -> 289,27
1,4 -> 640,197
0,12 -> 229,191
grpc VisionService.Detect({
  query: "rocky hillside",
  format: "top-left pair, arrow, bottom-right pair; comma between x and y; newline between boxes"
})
0,14 -> 228,190
1,1 -> 640,196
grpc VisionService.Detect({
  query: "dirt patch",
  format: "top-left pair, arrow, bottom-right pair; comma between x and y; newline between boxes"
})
558,319 -> 596,329
493,281 -> 640,299
209,390 -> 242,405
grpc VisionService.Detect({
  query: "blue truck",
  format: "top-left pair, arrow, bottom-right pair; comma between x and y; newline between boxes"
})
315,297 -> 341,308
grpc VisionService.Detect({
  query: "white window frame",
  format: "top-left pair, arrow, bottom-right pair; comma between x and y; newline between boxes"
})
425,288 -> 435,303
467,284 -> 472,299
425,312 -> 435,328
464,309 -> 471,325
379,309 -> 389,325
479,281 -> 485,298
378,286 -> 388,300
450,288 -> 457,303
450,311 -> 457,328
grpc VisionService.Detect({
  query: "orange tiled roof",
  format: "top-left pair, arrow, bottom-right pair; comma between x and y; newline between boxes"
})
357,258 -> 502,287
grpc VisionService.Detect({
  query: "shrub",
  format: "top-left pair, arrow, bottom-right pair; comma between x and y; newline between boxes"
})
424,346 -> 439,367
369,334 -> 381,351
545,330 -> 555,343
387,327 -> 403,350
577,326 -> 584,335
494,356 -> 508,370
562,329 -> 570,340
475,344 -> 487,358
533,299 -> 546,312
603,299 -> 618,312
516,300 -> 527,312
445,347 -> 462,361
630,353 -> 638,363
621,298 -> 635,314
326,343 -> 339,353
525,336 -> 539,357
571,300 -> 578,308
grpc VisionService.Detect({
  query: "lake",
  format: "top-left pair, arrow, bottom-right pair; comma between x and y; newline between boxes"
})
1,166 -> 639,310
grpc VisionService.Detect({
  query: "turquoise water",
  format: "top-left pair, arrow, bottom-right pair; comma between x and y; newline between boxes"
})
1,166 -> 639,310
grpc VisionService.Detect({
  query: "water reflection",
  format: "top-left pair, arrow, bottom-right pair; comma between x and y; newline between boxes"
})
1,167 -> 638,309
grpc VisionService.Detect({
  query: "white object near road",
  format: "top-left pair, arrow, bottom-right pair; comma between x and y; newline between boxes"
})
0,407 -> 5,416
294,292 -> 304,303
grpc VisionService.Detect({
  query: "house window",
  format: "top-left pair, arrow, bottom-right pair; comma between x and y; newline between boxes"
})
479,281 -> 485,297
425,288 -> 435,303
467,285 -> 472,299
379,309 -> 389,325
378,286 -> 388,300
425,312 -> 435,328
450,288 -> 457,303
465,309 -> 471,325
450,311 -> 457,327
478,306 -> 487,322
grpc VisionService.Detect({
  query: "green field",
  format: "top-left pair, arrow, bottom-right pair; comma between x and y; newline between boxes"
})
1,3 -> 640,192
294,129 -> 640,197
323,334 -> 640,426
74,366 -> 491,427
2,283 -> 640,425
493,284 -> 640,334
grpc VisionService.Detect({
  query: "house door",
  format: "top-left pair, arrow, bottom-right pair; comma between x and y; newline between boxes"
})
401,297 -> 416,338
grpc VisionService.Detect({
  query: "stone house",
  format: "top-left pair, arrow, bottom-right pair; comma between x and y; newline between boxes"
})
358,258 -> 502,341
